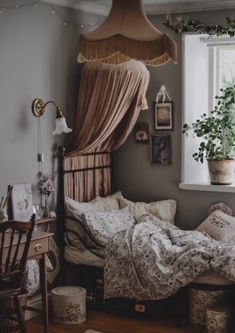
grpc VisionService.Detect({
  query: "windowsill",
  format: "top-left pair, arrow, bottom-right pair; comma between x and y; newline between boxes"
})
179,182 -> 235,193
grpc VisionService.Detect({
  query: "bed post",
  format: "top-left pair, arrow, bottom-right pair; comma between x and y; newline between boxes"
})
57,145 -> 66,283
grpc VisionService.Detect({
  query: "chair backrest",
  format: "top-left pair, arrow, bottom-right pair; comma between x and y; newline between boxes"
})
0,214 -> 35,286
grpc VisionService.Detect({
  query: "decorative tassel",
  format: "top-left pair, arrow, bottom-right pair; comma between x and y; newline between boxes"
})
138,96 -> 149,110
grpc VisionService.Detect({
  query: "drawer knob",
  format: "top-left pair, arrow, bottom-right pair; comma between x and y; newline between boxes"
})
34,244 -> 43,252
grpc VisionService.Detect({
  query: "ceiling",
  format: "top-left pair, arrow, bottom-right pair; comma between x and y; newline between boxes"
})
47,0 -> 235,15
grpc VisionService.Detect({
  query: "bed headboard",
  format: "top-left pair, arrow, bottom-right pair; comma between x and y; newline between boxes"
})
57,146 -> 112,252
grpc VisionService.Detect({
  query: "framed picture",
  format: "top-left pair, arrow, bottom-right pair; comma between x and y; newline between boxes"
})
10,183 -> 33,221
134,122 -> 149,144
151,134 -> 171,165
154,102 -> 173,130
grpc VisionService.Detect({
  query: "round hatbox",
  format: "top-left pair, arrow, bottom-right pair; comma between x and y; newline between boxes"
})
52,286 -> 86,324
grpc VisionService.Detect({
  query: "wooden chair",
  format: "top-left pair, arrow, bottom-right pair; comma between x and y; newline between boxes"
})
0,215 -> 35,333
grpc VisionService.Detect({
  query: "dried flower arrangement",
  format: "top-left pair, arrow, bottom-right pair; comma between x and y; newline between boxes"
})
38,173 -> 55,218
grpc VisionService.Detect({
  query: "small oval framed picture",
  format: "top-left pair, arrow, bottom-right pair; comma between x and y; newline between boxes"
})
134,122 -> 149,144
154,101 -> 173,130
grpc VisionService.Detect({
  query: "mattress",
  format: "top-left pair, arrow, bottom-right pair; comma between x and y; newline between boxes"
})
64,245 -> 105,268
192,270 -> 233,286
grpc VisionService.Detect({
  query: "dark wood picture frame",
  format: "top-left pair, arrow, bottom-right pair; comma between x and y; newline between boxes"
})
154,101 -> 173,130
150,134 -> 171,165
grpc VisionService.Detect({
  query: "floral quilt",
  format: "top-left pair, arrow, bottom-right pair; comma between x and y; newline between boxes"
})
104,214 -> 235,300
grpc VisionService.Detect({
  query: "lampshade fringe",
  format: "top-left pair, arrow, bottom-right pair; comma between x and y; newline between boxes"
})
78,35 -> 176,67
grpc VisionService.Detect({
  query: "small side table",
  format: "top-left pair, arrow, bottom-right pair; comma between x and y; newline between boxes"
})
36,217 -> 56,226
35,217 -> 56,233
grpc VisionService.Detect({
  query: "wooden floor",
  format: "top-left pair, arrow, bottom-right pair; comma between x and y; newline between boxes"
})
26,311 -> 204,333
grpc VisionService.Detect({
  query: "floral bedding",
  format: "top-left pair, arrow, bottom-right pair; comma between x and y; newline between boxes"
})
104,214 -> 235,301
65,208 -> 135,258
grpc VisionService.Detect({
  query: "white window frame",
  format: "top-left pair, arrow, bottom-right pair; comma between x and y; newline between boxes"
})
180,34 -> 235,193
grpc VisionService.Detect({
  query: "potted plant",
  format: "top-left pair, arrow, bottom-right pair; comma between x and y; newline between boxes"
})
183,83 -> 235,185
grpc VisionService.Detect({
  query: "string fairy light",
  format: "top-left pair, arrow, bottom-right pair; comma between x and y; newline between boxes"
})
0,1 -> 100,29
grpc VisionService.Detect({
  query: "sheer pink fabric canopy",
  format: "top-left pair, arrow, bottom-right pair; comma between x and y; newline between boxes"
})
68,60 -> 150,156
78,0 -> 177,67
65,60 -> 150,201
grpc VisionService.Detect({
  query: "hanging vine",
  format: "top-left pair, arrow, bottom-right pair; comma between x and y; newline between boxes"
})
164,17 -> 235,36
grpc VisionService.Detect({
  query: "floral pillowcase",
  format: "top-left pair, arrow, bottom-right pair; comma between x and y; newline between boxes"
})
81,208 -> 135,248
197,210 -> 235,243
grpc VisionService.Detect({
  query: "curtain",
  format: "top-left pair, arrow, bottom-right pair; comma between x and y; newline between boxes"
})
65,60 -> 150,201
64,153 -> 111,202
68,60 -> 150,156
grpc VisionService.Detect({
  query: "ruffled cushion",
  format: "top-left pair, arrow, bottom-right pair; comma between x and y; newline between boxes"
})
119,198 -> 177,223
197,210 -> 235,243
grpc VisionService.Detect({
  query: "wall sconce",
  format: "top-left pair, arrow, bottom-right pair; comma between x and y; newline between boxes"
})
32,98 -> 72,135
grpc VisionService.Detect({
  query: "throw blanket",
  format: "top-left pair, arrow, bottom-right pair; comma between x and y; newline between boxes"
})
104,214 -> 235,300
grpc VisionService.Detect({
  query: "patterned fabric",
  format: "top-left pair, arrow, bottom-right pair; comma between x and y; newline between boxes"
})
82,208 -> 135,248
65,193 -> 125,257
104,214 -> 235,301
189,288 -> 229,326
197,210 -> 235,243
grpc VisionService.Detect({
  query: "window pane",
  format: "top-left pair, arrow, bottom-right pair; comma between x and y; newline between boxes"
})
221,48 -> 235,87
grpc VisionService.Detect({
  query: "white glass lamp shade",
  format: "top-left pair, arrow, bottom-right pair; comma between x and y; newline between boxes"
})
53,116 -> 72,135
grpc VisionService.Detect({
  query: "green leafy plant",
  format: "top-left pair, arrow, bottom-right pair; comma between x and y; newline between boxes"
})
164,16 -> 235,36
183,84 -> 235,163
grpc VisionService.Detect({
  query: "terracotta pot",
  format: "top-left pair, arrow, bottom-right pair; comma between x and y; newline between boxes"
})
208,160 -> 235,185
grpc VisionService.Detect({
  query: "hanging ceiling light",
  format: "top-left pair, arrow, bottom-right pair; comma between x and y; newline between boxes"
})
77,0 -> 177,67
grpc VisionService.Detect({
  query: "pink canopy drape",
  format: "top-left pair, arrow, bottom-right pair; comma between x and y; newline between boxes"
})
68,60 -> 150,156
65,60 -> 150,201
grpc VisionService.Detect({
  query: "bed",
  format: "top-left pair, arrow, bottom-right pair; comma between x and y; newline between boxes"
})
57,148 -> 235,317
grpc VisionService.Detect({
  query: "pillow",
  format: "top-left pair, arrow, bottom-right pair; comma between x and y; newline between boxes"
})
65,217 -> 103,251
65,196 -> 104,218
95,191 -> 123,211
82,208 -> 135,247
65,192 -> 125,251
119,197 -> 177,223
197,210 -> 235,243
65,191 -> 123,217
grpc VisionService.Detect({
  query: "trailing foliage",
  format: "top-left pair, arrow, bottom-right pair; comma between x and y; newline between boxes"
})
164,17 -> 235,36
183,84 -> 235,163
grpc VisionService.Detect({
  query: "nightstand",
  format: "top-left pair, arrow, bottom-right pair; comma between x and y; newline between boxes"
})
35,217 -> 56,232
36,217 -> 56,225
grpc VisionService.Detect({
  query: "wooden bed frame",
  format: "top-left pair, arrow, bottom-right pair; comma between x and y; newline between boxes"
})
57,146 -> 186,320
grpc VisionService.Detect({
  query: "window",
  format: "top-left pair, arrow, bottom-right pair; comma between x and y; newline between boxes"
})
180,34 -> 235,192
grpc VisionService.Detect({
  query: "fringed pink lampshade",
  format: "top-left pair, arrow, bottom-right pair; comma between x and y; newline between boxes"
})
77,0 -> 177,66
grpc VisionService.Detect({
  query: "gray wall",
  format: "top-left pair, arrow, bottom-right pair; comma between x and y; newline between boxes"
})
0,1 -> 100,209
112,9 -> 235,229
1,2 -> 235,228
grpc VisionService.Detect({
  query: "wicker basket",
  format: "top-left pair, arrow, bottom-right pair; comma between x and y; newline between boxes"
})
189,285 -> 230,326
206,306 -> 234,333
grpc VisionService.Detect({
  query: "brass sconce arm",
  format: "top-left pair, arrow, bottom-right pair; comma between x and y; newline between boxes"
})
32,98 -> 64,118
31,98 -> 72,135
